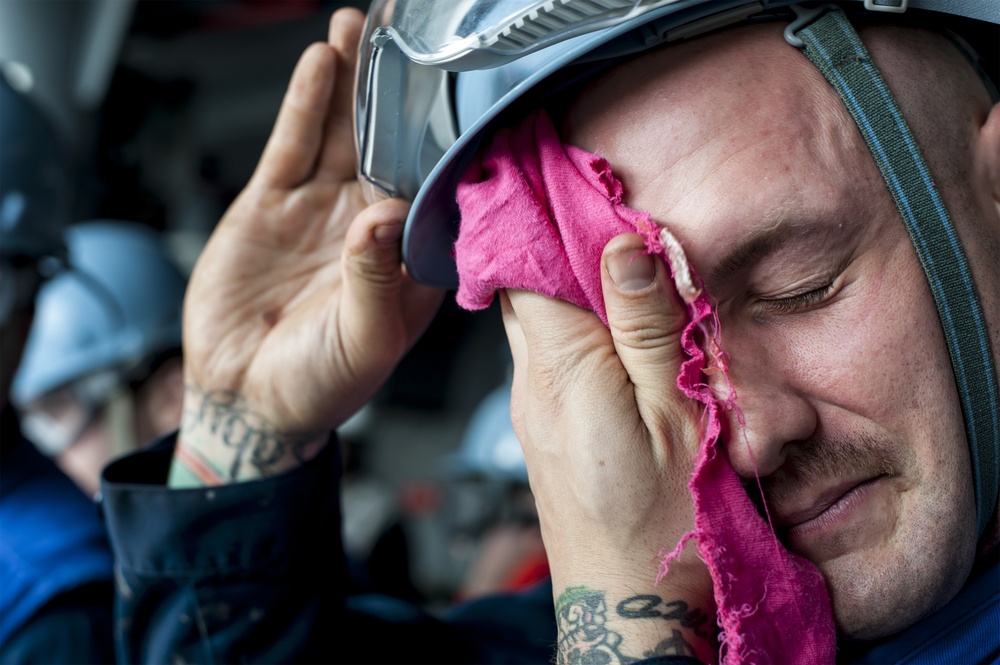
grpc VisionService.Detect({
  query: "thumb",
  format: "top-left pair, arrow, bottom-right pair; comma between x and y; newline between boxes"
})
342,198 -> 410,293
601,233 -> 690,408
340,198 -> 412,357
341,198 -> 444,362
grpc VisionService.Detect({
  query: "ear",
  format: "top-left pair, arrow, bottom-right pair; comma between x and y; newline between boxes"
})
979,101 -> 1000,210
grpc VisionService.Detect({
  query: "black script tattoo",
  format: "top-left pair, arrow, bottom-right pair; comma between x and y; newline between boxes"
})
644,629 -> 697,658
617,594 -> 712,639
182,384 -> 317,481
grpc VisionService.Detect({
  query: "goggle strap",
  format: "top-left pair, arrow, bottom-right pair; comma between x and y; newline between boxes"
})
794,6 -> 999,538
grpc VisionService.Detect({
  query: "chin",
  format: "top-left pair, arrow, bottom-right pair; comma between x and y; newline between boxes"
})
821,534 -> 975,641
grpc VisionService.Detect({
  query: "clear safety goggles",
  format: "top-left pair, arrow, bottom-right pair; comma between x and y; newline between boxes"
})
361,0 -> 790,207
19,370 -> 120,456
356,0 -> 704,203
366,0 -> 690,70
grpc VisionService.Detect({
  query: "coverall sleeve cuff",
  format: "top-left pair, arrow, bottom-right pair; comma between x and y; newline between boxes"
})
99,431 -> 343,579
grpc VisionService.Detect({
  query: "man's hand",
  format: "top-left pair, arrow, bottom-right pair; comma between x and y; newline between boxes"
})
502,234 -> 716,663
169,9 -> 442,487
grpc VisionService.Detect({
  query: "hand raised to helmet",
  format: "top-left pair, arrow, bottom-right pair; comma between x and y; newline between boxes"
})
169,9 -> 442,487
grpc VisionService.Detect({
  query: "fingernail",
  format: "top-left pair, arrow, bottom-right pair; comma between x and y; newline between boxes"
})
607,251 -> 655,291
374,222 -> 403,245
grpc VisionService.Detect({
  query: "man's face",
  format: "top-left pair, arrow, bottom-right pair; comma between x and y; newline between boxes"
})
563,23 -> 995,639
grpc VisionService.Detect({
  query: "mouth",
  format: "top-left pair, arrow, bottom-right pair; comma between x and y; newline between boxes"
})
774,474 -> 891,540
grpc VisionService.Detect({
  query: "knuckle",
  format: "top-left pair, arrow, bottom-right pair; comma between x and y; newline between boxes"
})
344,241 -> 398,288
607,282 -> 685,349
609,311 -> 680,351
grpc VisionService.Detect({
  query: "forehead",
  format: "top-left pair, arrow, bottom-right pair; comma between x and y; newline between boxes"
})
565,23 -> 856,167
562,23 -> 891,273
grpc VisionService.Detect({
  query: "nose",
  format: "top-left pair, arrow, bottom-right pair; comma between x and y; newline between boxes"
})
722,346 -> 819,480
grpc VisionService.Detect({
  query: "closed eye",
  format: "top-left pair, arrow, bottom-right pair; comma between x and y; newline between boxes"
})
754,280 -> 837,316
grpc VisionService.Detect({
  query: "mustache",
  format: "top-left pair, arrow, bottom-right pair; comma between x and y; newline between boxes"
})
745,433 -> 897,513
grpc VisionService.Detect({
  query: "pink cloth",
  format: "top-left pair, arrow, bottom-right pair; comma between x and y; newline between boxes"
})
454,110 -> 836,664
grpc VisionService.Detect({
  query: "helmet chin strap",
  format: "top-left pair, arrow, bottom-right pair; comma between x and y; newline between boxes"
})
789,5 -> 999,539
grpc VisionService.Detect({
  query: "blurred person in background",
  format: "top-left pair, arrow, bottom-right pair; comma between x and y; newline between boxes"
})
0,67 -> 115,665
444,377 -> 549,601
12,220 -> 187,497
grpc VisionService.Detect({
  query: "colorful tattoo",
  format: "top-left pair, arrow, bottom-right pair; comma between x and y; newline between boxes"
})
556,586 -> 630,664
172,440 -> 227,485
555,587 -> 711,664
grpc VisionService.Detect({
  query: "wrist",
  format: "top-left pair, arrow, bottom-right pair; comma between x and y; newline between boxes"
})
168,383 -> 328,488
549,546 -> 716,664
553,581 -> 717,664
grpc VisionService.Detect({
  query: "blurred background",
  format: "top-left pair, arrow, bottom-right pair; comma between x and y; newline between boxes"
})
1,0 -> 531,607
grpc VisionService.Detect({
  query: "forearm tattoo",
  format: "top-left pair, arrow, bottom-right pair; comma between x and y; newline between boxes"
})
617,595 -> 712,640
556,587 -> 711,664
169,384 -> 320,487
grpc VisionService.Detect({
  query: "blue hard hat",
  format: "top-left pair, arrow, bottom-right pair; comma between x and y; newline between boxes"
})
11,221 -> 187,407
354,0 -> 998,288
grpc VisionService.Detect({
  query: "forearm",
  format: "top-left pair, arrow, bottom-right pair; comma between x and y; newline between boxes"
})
169,383 -> 328,487
554,582 -> 716,664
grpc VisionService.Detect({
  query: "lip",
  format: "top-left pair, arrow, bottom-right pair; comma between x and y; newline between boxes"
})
774,474 -> 890,537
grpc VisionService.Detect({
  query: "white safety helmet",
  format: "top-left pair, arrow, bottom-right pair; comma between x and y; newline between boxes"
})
355,0 -> 999,537
445,380 -> 528,484
11,221 -> 186,418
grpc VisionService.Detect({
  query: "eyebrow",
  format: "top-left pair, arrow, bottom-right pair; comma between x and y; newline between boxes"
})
708,216 -> 824,286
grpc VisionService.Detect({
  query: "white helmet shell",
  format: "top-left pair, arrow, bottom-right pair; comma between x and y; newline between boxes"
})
11,221 -> 186,407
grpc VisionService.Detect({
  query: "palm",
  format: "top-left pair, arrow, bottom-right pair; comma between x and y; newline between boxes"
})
188,184 -> 354,430
509,298 -> 697,556
181,11 -> 440,443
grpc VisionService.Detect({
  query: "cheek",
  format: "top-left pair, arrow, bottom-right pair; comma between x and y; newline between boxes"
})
755,247 -> 961,440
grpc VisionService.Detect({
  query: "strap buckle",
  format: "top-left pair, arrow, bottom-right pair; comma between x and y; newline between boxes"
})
863,0 -> 908,13
783,4 -> 840,48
